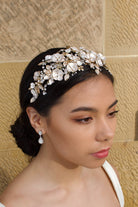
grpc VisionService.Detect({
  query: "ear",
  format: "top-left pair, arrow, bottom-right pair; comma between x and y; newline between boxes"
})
26,107 -> 47,134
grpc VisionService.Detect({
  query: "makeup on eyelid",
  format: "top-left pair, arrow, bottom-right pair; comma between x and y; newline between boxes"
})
71,110 -> 119,123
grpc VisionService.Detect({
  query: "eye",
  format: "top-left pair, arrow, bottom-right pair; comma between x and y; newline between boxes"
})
75,117 -> 93,124
108,110 -> 119,118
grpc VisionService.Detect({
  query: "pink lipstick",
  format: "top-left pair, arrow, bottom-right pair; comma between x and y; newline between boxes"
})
91,148 -> 110,159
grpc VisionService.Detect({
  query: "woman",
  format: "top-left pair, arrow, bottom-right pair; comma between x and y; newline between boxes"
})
0,47 -> 124,207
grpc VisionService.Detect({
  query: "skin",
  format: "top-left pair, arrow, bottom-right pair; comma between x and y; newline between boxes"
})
0,74 -> 120,207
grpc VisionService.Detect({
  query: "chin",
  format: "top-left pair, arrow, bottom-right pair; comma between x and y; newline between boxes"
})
82,158 -> 106,169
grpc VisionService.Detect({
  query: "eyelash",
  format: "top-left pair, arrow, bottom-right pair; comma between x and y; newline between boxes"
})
75,110 -> 119,124
108,110 -> 119,118
76,117 -> 92,124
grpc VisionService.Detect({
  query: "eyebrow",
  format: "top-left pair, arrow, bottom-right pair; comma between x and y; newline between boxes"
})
70,100 -> 118,113
108,99 -> 118,109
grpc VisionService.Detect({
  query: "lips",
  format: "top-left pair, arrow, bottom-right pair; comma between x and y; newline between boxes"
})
91,148 -> 110,159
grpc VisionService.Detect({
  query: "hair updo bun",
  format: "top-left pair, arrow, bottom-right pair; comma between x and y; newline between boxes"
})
10,111 -> 40,156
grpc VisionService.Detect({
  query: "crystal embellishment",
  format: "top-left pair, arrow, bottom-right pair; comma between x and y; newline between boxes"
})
29,46 -> 108,103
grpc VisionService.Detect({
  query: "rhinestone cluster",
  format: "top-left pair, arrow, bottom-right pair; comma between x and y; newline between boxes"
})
29,46 -> 106,103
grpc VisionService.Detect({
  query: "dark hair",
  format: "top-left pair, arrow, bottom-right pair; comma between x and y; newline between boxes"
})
10,47 -> 114,157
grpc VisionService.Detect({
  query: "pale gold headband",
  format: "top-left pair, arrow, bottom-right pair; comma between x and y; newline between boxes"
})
29,46 -> 107,103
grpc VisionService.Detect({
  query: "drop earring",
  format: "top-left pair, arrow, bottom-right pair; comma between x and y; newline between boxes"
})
38,130 -> 44,144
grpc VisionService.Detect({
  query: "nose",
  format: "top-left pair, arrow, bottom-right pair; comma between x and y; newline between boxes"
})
95,118 -> 115,142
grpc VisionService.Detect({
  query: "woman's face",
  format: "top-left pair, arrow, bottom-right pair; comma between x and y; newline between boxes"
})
43,75 -> 117,168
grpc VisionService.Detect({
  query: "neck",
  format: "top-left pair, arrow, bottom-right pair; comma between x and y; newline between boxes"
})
30,143 -> 86,188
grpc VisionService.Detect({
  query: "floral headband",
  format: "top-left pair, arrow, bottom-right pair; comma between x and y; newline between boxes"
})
29,46 -> 107,103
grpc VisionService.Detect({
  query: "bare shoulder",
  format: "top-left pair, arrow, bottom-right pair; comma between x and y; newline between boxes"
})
0,177 -> 25,207
0,165 -> 34,207
0,180 -> 36,207
0,164 -> 62,207
0,189 -> 19,207
0,195 -> 25,207
0,183 -> 66,207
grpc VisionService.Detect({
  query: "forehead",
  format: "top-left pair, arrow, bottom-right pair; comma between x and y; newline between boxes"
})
58,75 -> 115,108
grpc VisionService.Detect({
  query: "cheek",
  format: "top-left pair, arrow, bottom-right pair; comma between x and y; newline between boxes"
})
108,118 -> 117,139
112,117 -> 117,131
46,118 -> 96,157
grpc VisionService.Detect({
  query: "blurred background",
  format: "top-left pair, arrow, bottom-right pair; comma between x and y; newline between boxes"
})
0,0 -> 137,206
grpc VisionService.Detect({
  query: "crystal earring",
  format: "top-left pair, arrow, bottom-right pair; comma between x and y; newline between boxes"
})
38,130 -> 44,144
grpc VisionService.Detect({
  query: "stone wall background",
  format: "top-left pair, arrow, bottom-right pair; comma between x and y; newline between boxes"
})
0,0 -> 103,61
104,1 -> 138,206
0,0 -> 137,206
